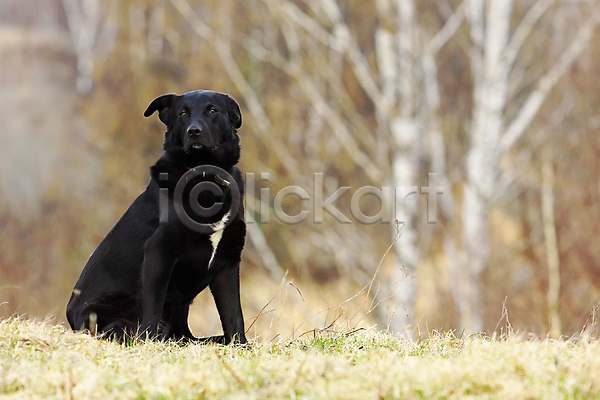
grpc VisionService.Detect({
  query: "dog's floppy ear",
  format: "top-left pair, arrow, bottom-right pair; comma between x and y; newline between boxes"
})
224,94 -> 242,129
144,93 -> 177,126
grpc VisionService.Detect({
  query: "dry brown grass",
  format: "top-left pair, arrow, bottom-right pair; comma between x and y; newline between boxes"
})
2,316 -> 600,399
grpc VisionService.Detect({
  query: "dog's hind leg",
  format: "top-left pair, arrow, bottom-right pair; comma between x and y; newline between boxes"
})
140,228 -> 181,338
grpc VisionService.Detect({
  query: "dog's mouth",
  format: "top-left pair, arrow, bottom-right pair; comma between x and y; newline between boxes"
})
186,143 -> 219,153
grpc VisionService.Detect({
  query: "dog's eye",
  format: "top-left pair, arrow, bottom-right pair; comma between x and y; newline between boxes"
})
208,108 -> 217,114
179,110 -> 187,117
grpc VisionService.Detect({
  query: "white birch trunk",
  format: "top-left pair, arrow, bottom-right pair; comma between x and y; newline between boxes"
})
62,0 -> 117,94
387,0 -> 419,337
461,0 -> 513,333
62,0 -> 101,94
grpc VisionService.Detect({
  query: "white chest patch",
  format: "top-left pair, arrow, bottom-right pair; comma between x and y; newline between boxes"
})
207,211 -> 231,269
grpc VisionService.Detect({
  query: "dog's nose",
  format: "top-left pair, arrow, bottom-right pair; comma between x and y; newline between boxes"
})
187,126 -> 202,137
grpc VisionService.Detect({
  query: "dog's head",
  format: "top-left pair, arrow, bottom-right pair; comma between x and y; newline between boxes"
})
144,90 -> 242,165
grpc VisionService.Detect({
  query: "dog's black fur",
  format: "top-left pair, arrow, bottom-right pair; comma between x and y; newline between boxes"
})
66,90 -> 247,344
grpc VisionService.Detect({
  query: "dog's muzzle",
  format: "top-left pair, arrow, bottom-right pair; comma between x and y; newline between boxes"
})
186,125 -> 218,152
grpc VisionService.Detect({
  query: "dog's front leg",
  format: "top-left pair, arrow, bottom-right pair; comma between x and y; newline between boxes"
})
140,229 -> 179,339
209,263 -> 247,344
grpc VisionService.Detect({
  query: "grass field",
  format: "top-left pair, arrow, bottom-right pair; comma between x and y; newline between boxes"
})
1,317 -> 600,399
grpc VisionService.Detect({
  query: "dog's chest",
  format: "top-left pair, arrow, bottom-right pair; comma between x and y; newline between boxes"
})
182,210 -> 230,270
207,210 -> 230,268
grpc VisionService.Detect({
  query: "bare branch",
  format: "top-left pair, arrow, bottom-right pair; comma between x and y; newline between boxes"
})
246,38 -> 384,182
246,213 -> 284,280
172,0 -> 302,179
426,1 -> 466,55
277,0 -> 383,105
213,37 -> 271,133
504,0 -> 555,71
269,0 -> 334,48
500,18 -> 598,151
169,0 -> 211,39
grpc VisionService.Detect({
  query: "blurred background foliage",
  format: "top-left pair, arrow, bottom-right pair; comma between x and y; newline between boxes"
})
1,0 -> 600,340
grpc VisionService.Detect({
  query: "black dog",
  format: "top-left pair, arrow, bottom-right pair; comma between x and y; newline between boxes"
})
66,90 -> 247,344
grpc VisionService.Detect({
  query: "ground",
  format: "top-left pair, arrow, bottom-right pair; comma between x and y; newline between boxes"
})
1,317 -> 599,399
